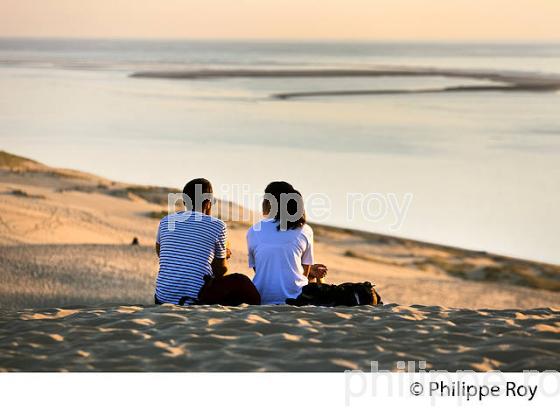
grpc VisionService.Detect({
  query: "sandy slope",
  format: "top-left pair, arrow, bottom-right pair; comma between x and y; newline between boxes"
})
0,151 -> 558,310
0,150 -> 559,371
2,244 -> 559,311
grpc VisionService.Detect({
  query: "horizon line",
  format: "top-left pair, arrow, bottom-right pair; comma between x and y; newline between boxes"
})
1,35 -> 560,44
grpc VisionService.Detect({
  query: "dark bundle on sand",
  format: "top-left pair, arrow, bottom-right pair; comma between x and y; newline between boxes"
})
286,282 -> 382,307
177,274 -> 261,306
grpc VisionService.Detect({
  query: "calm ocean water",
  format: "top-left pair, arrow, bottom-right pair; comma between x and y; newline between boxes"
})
0,39 -> 559,263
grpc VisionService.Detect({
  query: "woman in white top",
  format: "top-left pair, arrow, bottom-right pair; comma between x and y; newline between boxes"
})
247,181 -> 327,304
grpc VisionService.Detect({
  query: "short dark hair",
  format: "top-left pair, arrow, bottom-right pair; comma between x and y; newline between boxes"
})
263,181 -> 306,231
183,178 -> 213,211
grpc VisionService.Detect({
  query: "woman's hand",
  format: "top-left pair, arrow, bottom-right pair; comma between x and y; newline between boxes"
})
308,264 -> 328,280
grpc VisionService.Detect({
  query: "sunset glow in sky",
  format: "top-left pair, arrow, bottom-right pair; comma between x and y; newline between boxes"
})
1,0 -> 559,40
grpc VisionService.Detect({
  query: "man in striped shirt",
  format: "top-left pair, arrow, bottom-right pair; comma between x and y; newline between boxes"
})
154,178 -> 230,305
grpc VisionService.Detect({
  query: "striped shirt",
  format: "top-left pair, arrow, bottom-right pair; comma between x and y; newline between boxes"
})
155,211 -> 227,305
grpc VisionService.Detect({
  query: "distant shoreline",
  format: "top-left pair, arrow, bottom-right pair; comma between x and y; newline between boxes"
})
130,66 -> 560,99
271,85 -> 551,99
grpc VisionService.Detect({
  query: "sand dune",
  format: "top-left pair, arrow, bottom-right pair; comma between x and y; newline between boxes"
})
1,304 -> 559,371
1,151 -> 559,372
2,244 -> 559,311
2,151 -> 558,309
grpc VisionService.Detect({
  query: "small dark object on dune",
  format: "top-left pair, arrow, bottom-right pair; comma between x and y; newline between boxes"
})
131,237 -> 139,246
9,189 -> 46,199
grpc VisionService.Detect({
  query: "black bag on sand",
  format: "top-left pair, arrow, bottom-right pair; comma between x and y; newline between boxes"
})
286,282 -> 382,307
178,273 -> 261,306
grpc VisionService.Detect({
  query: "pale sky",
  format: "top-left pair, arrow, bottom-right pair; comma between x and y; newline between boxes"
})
1,0 -> 559,41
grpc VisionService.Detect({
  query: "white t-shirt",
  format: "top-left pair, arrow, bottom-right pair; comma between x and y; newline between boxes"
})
247,219 -> 314,304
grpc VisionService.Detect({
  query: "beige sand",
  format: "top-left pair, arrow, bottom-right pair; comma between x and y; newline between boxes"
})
0,151 -> 559,371
1,304 -> 559,371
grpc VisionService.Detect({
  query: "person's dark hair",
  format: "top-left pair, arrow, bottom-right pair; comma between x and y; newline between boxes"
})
183,178 -> 213,211
263,181 -> 306,231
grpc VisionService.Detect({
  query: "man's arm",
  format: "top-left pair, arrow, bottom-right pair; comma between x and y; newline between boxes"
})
155,218 -> 162,257
211,222 -> 229,278
211,257 -> 228,278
